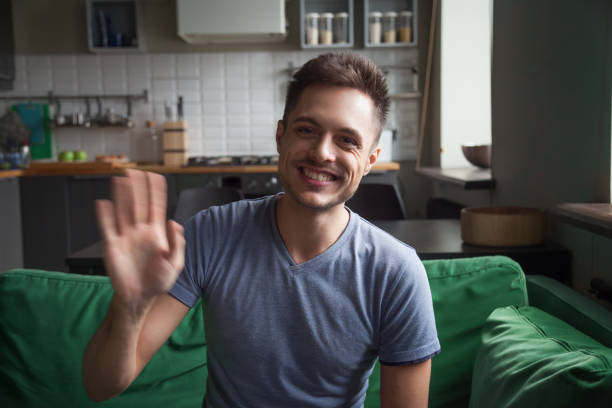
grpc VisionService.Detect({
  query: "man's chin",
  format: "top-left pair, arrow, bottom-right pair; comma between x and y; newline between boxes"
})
287,190 -> 351,212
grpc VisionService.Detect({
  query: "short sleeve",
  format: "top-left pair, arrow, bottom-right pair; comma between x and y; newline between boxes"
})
379,257 -> 441,365
168,213 -> 207,308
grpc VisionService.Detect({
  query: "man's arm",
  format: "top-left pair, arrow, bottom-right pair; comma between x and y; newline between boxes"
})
380,359 -> 432,408
82,293 -> 189,401
82,170 -> 189,401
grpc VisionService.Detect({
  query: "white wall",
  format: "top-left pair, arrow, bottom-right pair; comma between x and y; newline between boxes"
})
440,0 -> 492,168
0,49 -> 418,162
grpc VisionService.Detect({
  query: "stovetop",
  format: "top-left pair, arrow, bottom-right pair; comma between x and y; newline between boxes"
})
187,155 -> 279,167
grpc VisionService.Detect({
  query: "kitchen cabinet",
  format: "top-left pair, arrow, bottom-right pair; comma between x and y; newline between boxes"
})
66,175 -> 111,254
20,174 -> 175,272
20,176 -> 70,272
86,0 -> 145,53
300,0 -> 354,49
0,177 -> 23,272
364,0 -> 417,48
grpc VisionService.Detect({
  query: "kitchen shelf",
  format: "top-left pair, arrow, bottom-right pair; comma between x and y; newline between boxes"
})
0,90 -> 149,102
365,0 -> 417,48
300,0 -> 354,49
86,0 -> 145,53
551,203 -> 612,240
416,166 -> 495,190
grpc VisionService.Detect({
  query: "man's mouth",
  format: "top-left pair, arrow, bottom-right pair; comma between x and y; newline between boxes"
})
300,167 -> 337,182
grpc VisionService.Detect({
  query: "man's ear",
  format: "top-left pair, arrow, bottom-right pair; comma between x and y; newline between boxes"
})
275,120 -> 285,153
364,146 -> 380,176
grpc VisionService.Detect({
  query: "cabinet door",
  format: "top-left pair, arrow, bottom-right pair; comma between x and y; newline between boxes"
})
66,175 -> 112,253
20,176 -> 70,272
0,178 -> 23,272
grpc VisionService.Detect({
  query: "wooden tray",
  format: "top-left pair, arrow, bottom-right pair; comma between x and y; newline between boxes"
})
27,161 -> 137,175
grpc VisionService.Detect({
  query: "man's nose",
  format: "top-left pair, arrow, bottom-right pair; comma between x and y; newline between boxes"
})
309,134 -> 336,163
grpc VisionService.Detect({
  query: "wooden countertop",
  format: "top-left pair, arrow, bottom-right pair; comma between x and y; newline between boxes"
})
1,161 -> 400,177
0,170 -> 23,179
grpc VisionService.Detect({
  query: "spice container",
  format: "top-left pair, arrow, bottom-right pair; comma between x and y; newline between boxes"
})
369,11 -> 382,44
383,11 -> 397,43
320,12 -> 333,45
305,12 -> 320,45
399,11 -> 413,43
333,12 -> 348,44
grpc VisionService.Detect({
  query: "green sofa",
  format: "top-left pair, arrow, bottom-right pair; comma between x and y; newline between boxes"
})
1,256 -> 611,407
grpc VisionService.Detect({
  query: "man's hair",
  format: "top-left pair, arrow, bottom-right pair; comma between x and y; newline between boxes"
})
282,53 -> 390,143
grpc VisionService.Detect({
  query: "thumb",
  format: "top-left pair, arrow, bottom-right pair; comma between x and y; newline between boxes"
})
167,220 -> 186,273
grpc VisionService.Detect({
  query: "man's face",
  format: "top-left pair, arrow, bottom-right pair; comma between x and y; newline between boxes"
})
276,85 -> 380,211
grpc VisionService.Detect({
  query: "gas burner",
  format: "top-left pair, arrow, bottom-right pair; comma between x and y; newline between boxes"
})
187,155 -> 279,167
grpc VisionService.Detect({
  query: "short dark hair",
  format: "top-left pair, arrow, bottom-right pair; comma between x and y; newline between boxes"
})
282,53 -> 390,142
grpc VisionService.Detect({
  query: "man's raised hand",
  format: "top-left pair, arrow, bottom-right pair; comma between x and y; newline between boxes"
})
95,170 -> 186,315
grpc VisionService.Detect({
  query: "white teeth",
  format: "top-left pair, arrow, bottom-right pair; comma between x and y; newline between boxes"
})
303,168 -> 333,182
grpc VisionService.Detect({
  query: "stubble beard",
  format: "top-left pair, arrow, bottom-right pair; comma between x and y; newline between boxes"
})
278,169 -> 358,212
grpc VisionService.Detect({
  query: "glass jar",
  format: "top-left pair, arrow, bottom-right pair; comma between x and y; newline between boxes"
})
305,12 -> 320,45
320,12 -> 333,45
333,12 -> 348,44
369,11 -> 382,44
383,11 -> 398,43
399,11 -> 413,43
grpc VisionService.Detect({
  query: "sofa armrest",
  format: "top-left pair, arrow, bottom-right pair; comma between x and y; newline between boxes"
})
526,274 -> 612,347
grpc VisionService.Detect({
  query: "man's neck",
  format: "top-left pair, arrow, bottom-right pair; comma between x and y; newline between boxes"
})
276,194 -> 350,265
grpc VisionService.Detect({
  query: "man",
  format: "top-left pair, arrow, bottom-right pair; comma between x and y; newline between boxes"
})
83,53 -> 440,407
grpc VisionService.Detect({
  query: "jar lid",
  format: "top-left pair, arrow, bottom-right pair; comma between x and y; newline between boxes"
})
400,10 -> 413,16
384,11 -> 398,17
335,11 -> 348,18
305,12 -> 320,18
321,12 -> 334,18
369,11 -> 383,17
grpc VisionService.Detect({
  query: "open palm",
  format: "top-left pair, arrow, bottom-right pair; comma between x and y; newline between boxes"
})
95,170 -> 185,307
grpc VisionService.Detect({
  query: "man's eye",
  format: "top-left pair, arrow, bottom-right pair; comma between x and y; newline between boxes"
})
297,127 -> 314,134
341,136 -> 357,146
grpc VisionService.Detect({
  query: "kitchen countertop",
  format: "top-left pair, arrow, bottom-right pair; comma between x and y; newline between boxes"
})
0,161 -> 400,178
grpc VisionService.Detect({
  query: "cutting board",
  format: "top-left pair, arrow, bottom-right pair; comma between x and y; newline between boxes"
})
28,161 -> 137,174
13,103 -> 53,160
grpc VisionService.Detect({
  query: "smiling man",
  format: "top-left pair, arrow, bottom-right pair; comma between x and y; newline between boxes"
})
83,53 -> 440,408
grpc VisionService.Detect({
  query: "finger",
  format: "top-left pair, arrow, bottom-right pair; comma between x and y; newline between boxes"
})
126,169 -> 149,224
112,175 -> 136,235
95,199 -> 118,241
166,220 -> 186,273
147,172 -> 167,226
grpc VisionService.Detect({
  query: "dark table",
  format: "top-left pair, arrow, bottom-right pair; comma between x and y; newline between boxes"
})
66,219 -> 571,282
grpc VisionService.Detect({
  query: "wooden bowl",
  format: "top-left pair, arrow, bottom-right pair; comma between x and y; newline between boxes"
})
460,207 -> 546,247
461,144 -> 491,168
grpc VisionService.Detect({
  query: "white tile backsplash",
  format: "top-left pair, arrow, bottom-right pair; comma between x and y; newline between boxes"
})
151,54 -> 176,78
176,54 -> 200,78
11,49 -> 413,160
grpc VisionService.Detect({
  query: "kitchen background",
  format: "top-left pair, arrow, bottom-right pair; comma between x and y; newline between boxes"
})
0,49 -> 418,163
1,0 -> 612,307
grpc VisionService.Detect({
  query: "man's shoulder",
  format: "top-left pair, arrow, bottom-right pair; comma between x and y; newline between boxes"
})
351,213 -> 417,257
196,194 -> 275,221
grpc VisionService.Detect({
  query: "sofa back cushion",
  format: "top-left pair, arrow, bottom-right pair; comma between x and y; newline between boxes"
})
470,305 -> 612,408
0,269 -> 206,407
424,256 -> 528,408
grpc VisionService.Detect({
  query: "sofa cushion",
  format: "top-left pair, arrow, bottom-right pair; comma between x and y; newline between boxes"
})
364,256 -> 528,408
469,305 -> 612,408
0,269 -> 206,407
527,275 -> 612,347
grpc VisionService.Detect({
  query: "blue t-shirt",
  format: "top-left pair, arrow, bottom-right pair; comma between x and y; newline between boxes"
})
169,194 -> 440,408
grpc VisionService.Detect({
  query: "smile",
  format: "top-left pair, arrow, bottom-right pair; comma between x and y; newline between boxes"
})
301,167 -> 336,182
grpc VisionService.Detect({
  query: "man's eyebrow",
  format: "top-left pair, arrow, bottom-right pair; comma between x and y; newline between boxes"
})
292,116 -> 321,127
293,116 -> 364,142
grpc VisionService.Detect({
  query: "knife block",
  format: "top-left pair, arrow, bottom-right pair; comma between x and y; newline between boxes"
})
163,120 -> 188,166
